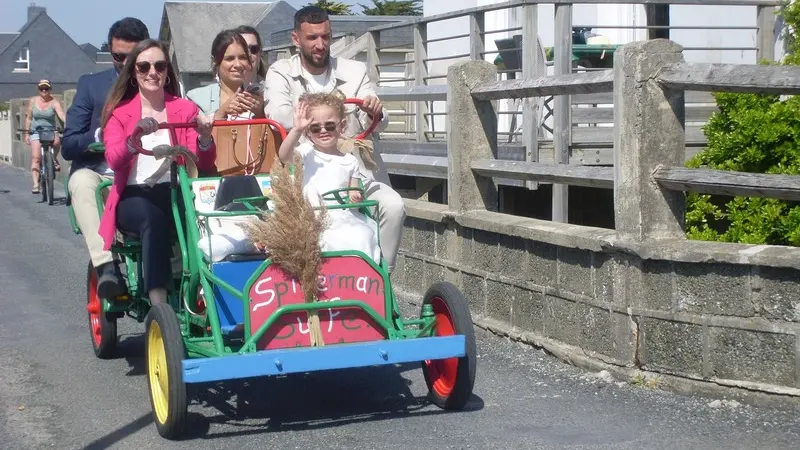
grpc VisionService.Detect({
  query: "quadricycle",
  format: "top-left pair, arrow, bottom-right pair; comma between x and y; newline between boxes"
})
66,102 -> 476,439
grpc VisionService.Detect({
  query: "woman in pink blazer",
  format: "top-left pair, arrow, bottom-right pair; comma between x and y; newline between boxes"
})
99,39 -> 216,305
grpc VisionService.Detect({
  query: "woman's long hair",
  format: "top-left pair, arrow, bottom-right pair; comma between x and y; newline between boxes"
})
101,39 -> 180,127
234,25 -> 267,80
210,29 -> 252,78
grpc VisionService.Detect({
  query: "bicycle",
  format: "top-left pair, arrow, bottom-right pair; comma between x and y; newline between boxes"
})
20,125 -> 61,205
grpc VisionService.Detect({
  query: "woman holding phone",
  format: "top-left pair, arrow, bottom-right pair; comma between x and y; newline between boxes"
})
186,29 -> 277,175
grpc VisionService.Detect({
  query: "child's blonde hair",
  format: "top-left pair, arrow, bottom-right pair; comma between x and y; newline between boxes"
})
298,92 -> 345,122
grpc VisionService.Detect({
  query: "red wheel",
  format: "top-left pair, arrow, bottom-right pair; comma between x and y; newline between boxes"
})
421,282 -> 476,409
86,261 -> 118,358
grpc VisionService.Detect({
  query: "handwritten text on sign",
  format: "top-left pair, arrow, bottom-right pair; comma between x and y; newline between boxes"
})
248,256 -> 387,350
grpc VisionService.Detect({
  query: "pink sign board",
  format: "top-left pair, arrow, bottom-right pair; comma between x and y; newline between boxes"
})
248,256 -> 388,350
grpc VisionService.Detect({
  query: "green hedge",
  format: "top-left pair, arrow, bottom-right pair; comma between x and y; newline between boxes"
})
686,2 -> 800,246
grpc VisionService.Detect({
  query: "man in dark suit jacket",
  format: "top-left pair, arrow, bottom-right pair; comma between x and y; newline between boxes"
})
62,17 -> 149,298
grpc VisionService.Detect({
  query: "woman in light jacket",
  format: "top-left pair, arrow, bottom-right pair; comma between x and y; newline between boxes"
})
186,30 -> 277,176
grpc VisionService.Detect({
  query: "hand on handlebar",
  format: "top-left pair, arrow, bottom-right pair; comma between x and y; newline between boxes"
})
193,113 -> 214,138
360,95 -> 383,119
134,117 -> 159,136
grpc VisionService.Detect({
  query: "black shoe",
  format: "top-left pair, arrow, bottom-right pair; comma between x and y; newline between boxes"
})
96,262 -> 126,299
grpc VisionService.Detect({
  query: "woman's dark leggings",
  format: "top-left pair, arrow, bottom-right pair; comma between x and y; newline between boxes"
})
116,183 -> 175,293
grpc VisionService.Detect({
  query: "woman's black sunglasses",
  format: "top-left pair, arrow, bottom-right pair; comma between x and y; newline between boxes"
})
135,60 -> 169,74
248,45 -> 261,56
308,122 -> 338,134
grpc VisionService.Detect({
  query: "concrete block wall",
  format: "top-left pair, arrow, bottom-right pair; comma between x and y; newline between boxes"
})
393,201 -> 800,398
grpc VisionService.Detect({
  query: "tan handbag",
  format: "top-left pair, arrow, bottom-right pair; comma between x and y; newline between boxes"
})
212,122 -> 280,176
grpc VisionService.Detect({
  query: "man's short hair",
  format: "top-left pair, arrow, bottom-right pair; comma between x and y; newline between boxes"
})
108,17 -> 149,45
294,6 -> 329,30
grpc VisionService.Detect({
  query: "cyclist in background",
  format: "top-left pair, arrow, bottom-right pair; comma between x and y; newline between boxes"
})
23,79 -> 65,194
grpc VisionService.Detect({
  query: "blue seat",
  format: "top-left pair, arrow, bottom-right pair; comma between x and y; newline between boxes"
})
211,259 -> 266,333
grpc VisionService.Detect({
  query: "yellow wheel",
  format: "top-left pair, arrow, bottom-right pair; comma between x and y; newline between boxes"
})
145,303 -> 187,439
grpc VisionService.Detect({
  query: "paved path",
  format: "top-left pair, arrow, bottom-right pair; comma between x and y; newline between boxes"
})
1,163 -> 799,450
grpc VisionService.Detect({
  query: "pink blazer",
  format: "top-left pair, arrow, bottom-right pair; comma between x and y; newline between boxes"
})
98,92 -> 217,250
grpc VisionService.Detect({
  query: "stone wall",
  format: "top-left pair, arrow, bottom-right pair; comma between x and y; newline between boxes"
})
393,200 -> 800,403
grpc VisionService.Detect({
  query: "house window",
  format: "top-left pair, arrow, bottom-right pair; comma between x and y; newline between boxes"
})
13,46 -> 30,72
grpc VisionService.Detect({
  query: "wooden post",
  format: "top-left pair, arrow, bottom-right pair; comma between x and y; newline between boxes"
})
757,6 -> 776,62
366,31 -> 381,82
447,60 -> 499,213
413,23 -> 429,143
469,11 -> 485,60
613,39 -> 686,242
521,3 -> 539,190
552,4 -> 572,222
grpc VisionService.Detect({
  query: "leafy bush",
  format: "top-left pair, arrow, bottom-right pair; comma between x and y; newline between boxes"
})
686,2 -> 800,246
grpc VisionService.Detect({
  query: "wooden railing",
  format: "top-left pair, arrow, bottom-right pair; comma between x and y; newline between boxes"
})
355,0 -> 782,222
445,38 -> 800,240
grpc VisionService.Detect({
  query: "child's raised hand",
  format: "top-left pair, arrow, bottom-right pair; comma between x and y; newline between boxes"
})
292,101 -> 313,131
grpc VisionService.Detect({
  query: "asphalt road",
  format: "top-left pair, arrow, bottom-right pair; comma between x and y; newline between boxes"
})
1,163 -> 799,450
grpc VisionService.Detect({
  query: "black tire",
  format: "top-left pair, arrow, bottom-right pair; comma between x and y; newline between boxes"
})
44,148 -> 54,205
145,303 -> 188,439
420,281 -> 477,410
86,261 -> 118,358
39,153 -> 47,203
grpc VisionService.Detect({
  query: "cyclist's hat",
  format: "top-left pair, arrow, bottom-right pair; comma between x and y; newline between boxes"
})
37,79 -> 51,88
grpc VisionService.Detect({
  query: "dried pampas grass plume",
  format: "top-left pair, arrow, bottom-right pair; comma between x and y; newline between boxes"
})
240,153 -> 328,346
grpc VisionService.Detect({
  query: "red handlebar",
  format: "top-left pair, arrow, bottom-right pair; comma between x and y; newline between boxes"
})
345,98 -> 382,139
131,97 -> 380,156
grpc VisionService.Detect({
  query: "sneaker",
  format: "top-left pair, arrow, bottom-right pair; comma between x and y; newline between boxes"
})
96,262 -> 126,299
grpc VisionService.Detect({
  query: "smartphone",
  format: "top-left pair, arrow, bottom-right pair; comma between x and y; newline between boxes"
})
243,82 -> 264,95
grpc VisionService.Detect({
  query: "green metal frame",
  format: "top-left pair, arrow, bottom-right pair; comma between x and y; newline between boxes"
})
72,164 -> 437,360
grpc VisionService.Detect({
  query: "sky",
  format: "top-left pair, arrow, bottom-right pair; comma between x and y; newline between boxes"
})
0,0 -> 366,47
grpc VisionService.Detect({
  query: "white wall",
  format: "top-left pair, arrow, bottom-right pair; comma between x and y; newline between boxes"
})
0,110 -> 11,163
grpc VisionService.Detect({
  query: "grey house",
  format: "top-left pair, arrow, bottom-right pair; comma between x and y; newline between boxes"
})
159,0 -> 297,94
0,4 -> 101,103
269,15 -> 413,51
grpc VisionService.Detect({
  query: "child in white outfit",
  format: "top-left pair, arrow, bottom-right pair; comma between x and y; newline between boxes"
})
278,93 -> 381,264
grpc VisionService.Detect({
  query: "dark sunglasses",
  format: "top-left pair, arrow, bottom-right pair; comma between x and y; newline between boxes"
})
38,87 -> 50,92
308,121 -> 338,134
111,52 -> 128,62
248,44 -> 261,55
135,60 -> 168,74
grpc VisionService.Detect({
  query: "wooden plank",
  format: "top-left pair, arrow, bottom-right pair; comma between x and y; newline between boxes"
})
471,159 -> 613,188
521,3 -> 539,190
377,86 -> 714,105
571,105 -> 718,124
653,165 -> 800,201
376,85 -> 446,101
413,23 -> 429,143
472,70 -> 613,101
572,125 -> 707,144
572,90 -> 715,104
382,154 -> 447,179
552,3 -> 573,223
658,63 -> 800,94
